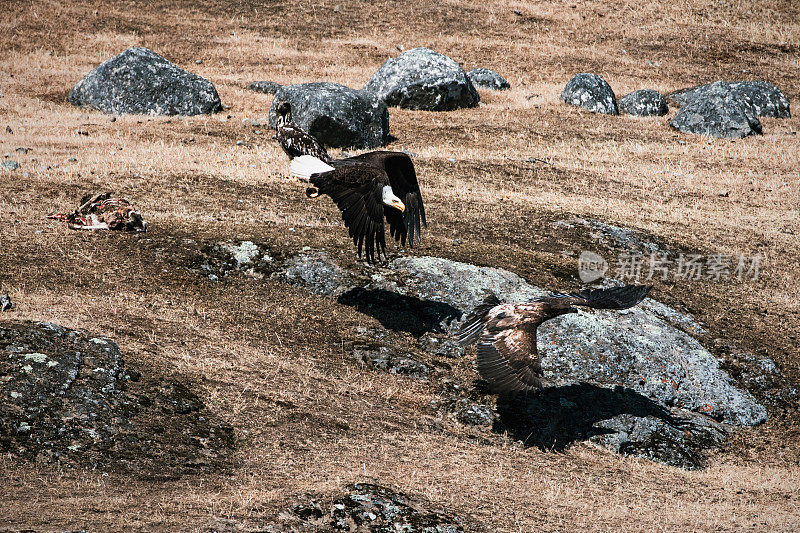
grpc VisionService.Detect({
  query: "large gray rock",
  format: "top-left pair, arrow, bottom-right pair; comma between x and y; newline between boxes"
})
68,47 -> 222,116
268,83 -> 389,149
363,47 -> 480,111
561,73 -> 619,115
467,68 -> 511,90
377,256 -> 765,426
0,320 -> 233,474
617,89 -> 668,117
670,82 -> 763,138
667,80 -> 790,118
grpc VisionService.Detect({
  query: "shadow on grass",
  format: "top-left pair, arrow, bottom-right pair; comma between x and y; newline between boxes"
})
337,287 -> 462,337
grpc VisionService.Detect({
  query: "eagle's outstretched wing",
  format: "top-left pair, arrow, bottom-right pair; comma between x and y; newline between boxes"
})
340,151 -> 426,247
310,164 -> 388,263
459,285 -> 652,393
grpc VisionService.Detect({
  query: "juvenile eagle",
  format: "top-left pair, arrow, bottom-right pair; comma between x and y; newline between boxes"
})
289,151 -> 426,263
274,101 -> 332,162
458,285 -> 652,393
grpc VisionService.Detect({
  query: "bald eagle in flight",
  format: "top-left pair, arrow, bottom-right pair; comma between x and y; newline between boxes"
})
289,151 -> 426,263
458,285 -> 652,393
274,101 -> 332,163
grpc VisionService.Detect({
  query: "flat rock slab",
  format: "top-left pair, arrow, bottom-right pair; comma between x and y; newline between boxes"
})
617,89 -> 668,117
268,82 -> 389,149
561,73 -> 619,115
363,47 -> 480,111
0,321 -> 233,475
667,80 -> 790,118
68,47 -> 222,116
670,82 -> 763,138
467,68 -> 511,90
271,483 -> 466,532
247,80 -> 282,95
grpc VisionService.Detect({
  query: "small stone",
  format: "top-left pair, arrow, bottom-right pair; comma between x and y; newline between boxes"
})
561,73 -> 619,115
617,89 -> 668,117
68,157 -> 78,162
719,190 -> 729,197
247,81 -> 282,95
1,293 -> 13,311
467,68 -> 511,91
1,160 -> 19,170
195,59 -> 203,64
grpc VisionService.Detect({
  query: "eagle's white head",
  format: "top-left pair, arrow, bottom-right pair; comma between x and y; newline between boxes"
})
382,186 -> 405,212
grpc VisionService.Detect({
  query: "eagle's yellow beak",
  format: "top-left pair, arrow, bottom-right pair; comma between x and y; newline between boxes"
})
392,200 -> 406,212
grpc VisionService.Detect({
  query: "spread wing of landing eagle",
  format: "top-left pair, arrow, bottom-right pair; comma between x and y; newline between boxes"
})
290,151 -> 427,264
274,101 -> 332,162
458,285 -> 652,393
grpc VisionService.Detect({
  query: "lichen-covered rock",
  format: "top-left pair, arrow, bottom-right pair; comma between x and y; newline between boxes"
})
379,256 -> 765,426
467,68 -> 510,90
670,82 -> 763,138
247,80 -> 282,95
273,250 -> 769,468
617,89 -> 668,116
363,47 -> 480,111
283,250 -> 361,296
195,240 -> 274,281
348,327 -> 430,379
268,82 -> 389,149
68,47 -> 222,116
667,80 -> 790,118
0,321 -> 233,474
561,73 -> 618,115
270,484 -> 465,532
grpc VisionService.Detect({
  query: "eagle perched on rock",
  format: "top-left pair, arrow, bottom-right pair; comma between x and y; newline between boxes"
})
458,285 -> 652,393
274,101 -> 332,162
290,152 -> 426,263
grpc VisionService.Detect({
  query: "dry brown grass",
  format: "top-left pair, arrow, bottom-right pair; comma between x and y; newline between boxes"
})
2,0 -> 800,531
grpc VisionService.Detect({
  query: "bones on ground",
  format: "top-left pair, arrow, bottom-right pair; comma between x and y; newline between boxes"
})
47,192 -> 147,232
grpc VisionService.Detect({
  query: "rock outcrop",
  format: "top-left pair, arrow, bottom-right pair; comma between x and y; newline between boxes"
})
268,83 -> 389,149
363,48 -> 480,111
68,47 -> 222,116
0,321 -> 233,475
617,89 -> 669,117
561,73 -> 619,115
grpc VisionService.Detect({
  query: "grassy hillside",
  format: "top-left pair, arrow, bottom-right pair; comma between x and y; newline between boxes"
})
1,1 -> 799,530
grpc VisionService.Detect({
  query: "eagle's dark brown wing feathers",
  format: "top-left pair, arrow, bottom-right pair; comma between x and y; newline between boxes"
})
276,122 -> 331,162
539,284 -> 652,310
310,165 -> 388,263
341,151 -> 426,247
459,285 -> 652,393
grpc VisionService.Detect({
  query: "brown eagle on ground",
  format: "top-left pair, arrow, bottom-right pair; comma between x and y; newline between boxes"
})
458,285 -> 652,393
274,101 -> 332,162
289,151 -> 426,264
47,192 -> 147,232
